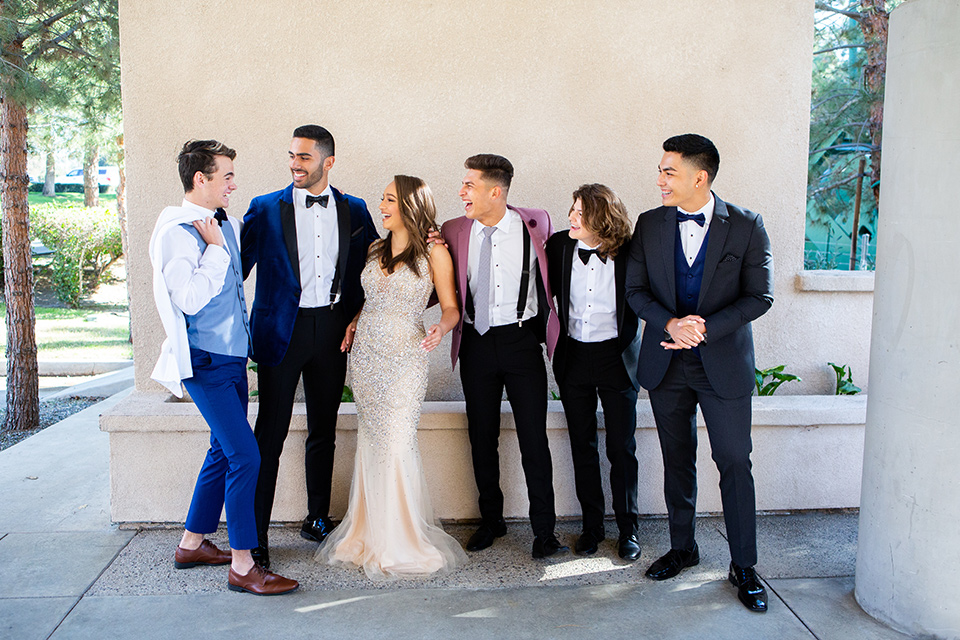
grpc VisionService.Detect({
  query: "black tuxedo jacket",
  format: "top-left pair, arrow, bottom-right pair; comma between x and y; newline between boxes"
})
546,230 -> 641,391
624,194 -> 773,399
240,184 -> 379,367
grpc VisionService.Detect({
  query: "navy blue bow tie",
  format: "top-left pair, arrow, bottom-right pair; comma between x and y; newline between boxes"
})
578,248 -> 607,264
677,212 -> 706,227
306,194 -> 329,208
214,208 -> 228,227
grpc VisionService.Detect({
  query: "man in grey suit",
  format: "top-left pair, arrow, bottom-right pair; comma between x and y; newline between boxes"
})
625,134 -> 774,612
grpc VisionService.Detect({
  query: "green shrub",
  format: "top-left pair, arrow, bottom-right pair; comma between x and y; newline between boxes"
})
828,362 -> 861,395
30,203 -> 123,307
754,365 -> 802,396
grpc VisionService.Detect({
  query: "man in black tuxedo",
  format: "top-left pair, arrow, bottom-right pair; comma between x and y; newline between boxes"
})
240,125 -> 379,568
625,134 -> 774,612
546,184 -> 642,561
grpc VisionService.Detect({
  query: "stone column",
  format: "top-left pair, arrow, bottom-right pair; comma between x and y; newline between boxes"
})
855,1 -> 960,637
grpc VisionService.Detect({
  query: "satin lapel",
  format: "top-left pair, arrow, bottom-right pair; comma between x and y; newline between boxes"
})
455,219 -> 470,308
660,207 -> 677,297
280,197 -> 300,288
560,236 -> 574,329
697,195 -> 730,309
335,192 -> 350,286
615,246 -> 627,330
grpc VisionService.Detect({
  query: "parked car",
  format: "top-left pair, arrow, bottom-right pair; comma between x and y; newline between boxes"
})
60,166 -> 120,188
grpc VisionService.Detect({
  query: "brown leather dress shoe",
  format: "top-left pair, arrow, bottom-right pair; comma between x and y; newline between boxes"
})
228,564 -> 299,596
174,540 -> 232,569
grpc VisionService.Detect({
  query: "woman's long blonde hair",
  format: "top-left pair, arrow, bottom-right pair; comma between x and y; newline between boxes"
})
372,175 -> 438,277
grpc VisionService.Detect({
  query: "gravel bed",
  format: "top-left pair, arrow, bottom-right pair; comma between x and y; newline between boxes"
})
0,396 -> 104,451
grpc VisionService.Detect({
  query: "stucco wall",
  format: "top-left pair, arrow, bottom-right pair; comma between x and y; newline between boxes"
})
119,0 -> 870,399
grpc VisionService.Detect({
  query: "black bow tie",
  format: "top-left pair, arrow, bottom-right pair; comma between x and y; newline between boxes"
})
677,212 -> 706,227
578,248 -> 606,264
214,208 -> 228,227
306,194 -> 329,208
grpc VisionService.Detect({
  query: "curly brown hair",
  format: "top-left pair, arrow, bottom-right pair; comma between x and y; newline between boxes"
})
571,183 -> 632,259
371,175 -> 438,277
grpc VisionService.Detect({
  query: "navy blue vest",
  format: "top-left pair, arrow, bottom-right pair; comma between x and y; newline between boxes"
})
182,223 -> 251,357
675,222 -> 709,356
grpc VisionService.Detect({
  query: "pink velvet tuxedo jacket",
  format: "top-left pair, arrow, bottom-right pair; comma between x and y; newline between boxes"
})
440,205 -> 561,368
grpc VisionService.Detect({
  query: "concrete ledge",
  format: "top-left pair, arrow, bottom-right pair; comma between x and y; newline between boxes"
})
796,270 -> 875,292
100,392 -> 867,524
0,360 -> 134,377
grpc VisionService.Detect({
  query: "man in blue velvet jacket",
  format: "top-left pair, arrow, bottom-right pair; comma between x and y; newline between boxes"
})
240,124 -> 378,568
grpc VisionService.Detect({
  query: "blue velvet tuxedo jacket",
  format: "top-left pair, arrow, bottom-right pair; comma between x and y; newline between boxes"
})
240,184 -> 378,367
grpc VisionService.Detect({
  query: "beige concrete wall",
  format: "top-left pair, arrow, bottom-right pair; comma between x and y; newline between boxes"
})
119,0 -> 872,399
102,393 -> 866,523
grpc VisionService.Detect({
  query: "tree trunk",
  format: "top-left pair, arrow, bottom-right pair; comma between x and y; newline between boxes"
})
859,0 -> 888,204
42,150 -> 55,197
83,142 -> 98,207
2,72 -> 40,432
114,133 -> 132,342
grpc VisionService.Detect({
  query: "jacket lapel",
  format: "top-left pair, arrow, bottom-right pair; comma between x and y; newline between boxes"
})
333,188 -> 350,296
614,245 -> 627,330
455,218 -> 471,309
697,194 -> 729,309
560,235 -> 575,329
279,188 -> 300,288
660,207 -> 677,299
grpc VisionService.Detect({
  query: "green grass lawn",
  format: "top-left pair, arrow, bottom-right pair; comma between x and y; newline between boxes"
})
28,192 -> 118,207
0,304 -> 132,361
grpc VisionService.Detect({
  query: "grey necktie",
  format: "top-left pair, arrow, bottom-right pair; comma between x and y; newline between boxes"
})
474,226 -> 496,335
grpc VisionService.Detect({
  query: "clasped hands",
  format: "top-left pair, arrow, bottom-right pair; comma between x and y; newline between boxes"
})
663,315 -> 707,350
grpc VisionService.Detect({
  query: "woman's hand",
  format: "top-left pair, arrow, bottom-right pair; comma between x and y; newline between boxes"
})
421,324 -> 444,352
341,320 -> 358,353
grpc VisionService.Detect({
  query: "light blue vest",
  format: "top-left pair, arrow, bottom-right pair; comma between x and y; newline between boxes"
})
181,222 -> 251,357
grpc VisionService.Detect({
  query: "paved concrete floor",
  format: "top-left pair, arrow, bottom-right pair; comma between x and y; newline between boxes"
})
0,389 -> 914,640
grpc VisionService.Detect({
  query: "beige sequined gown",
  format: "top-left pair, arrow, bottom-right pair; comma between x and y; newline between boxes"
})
316,250 -> 467,579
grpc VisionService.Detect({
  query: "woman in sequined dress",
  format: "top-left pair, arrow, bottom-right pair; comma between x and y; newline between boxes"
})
315,175 -> 466,579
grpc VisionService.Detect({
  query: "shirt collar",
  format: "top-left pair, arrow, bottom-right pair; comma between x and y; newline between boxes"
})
473,207 -> 516,238
181,198 -> 216,216
678,193 -> 715,226
575,239 -> 601,251
294,184 -> 333,207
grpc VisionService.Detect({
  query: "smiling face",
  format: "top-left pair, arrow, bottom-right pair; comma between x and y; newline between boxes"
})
657,151 -> 710,211
379,181 -> 404,233
568,197 -> 599,247
459,169 -> 504,225
192,155 -> 237,210
289,137 -> 333,194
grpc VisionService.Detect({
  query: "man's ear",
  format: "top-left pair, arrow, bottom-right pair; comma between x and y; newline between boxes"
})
193,170 -> 206,191
491,185 -> 502,200
324,155 -> 336,172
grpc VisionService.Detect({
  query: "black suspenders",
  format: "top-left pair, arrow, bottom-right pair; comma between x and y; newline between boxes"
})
465,222 -> 533,327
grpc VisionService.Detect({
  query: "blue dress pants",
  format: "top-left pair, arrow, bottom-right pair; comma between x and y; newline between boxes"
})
181,348 -> 260,550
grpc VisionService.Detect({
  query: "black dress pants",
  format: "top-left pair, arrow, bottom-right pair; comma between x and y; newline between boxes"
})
253,306 -> 348,543
459,322 -> 557,537
558,338 -> 639,537
648,349 -> 757,567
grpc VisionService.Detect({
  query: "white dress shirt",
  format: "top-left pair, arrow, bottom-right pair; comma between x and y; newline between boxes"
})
568,240 -> 618,342
294,185 -> 340,307
150,198 -> 239,396
678,193 -> 715,266
466,209 -> 538,327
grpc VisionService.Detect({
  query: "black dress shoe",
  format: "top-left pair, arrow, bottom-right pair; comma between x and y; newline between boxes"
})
574,529 -> 605,555
728,562 -> 768,613
617,534 -> 641,561
532,534 -> 569,559
644,543 -> 700,580
300,517 -> 335,543
250,545 -> 270,570
465,519 -> 507,551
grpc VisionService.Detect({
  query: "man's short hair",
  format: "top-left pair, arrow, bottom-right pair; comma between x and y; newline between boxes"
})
177,140 -> 236,192
293,124 -> 335,159
663,134 -> 720,183
464,154 -> 514,190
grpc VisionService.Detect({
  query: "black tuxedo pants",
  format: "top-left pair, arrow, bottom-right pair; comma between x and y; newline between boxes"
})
648,349 -> 757,568
253,306 -> 348,543
459,322 -> 557,537
558,338 -> 639,537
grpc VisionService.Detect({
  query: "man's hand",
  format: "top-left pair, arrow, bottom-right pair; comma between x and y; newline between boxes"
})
192,217 -> 224,247
662,315 -> 706,350
426,228 -> 447,248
